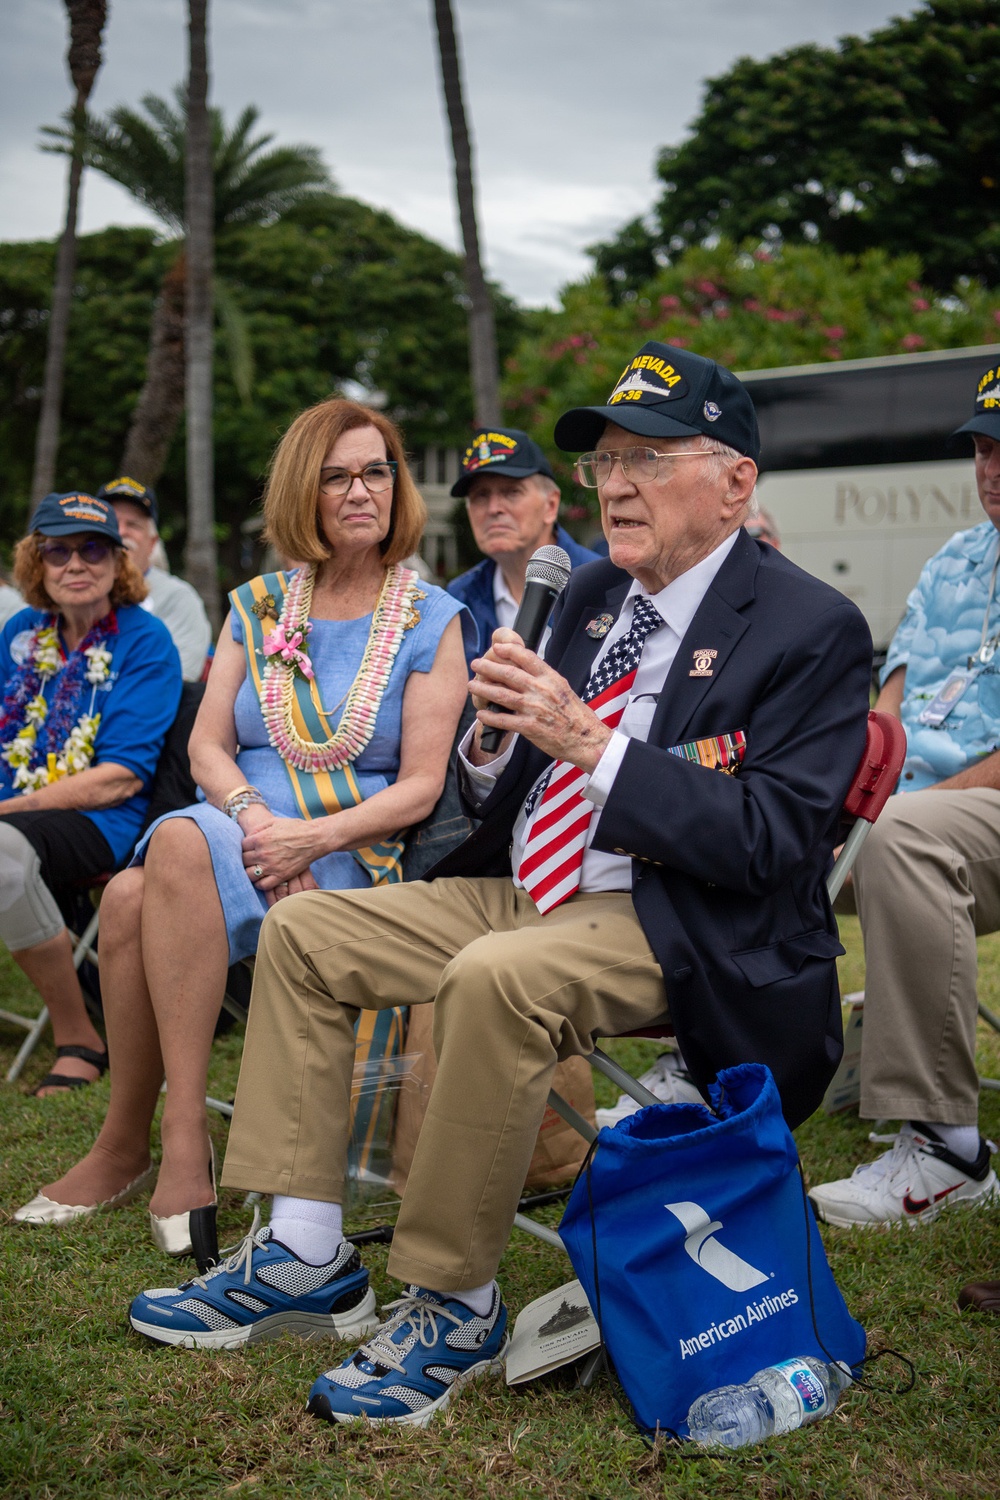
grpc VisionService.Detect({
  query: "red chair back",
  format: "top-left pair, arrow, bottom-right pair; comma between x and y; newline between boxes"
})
842,710 -> 907,825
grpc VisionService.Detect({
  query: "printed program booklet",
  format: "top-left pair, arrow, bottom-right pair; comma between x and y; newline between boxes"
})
506,1279 -> 601,1385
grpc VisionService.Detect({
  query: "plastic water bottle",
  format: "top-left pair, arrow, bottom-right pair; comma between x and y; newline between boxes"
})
686,1357 -> 852,1449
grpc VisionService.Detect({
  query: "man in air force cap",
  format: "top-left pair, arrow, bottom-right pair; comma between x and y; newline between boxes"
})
133,342 -> 871,1424
810,362 -> 1000,1236
447,426 -> 599,668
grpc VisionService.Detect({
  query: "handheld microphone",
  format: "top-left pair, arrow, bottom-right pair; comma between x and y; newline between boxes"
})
479,544 -> 572,754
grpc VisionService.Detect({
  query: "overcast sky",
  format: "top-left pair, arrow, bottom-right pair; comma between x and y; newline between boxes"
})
3,0 -> 908,306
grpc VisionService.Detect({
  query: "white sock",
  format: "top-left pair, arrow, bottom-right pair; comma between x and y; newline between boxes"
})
446,1280 -> 496,1317
270,1195 -> 343,1265
917,1122 -> 981,1162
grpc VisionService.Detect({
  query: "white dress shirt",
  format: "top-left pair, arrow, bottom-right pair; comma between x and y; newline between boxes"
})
491,563 -> 519,631
492,562 -> 553,657
461,530 -> 739,894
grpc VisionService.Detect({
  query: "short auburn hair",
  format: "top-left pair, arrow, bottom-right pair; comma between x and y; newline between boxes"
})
12,534 -> 148,611
263,399 -> 427,567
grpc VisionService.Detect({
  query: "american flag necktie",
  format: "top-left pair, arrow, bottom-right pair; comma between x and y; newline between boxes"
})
517,595 -> 665,913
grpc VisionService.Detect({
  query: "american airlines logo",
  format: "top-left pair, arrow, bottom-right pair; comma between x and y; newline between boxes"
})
664,1200 -> 769,1291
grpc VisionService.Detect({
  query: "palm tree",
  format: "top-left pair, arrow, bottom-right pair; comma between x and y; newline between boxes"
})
41,92 -> 331,486
184,0 -> 217,622
31,0 -> 108,505
431,0 -> 501,427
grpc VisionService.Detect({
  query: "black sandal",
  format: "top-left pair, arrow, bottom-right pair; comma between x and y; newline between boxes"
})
33,1043 -> 109,1096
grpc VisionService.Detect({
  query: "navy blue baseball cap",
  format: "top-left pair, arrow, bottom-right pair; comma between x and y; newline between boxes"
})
29,492 -> 123,544
451,426 -> 555,497
554,341 -> 761,464
96,475 -> 159,525
951,362 -> 1000,444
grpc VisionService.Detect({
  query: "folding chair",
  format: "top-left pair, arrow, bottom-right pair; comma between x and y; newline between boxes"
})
2,877 -> 109,1083
977,1005 -> 1000,1092
512,709 -> 908,1249
1,683 -> 206,1084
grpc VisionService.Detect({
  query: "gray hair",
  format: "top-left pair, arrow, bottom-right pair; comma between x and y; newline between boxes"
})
695,436 -> 757,516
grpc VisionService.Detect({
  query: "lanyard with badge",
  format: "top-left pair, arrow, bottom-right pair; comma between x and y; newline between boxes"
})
918,543 -> 1000,726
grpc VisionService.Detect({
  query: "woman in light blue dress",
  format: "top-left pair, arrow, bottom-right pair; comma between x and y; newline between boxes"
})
16,399 -> 470,1263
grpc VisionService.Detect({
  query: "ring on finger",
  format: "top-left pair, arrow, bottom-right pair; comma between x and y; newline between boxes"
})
252,863 -> 264,878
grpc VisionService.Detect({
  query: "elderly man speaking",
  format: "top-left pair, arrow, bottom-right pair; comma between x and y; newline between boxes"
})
128,343 -> 872,1425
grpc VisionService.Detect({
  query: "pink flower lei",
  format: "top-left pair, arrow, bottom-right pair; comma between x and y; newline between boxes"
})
260,563 -> 420,772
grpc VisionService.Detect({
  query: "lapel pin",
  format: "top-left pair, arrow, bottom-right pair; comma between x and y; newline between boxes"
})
689,647 -> 718,677
586,612 -> 614,639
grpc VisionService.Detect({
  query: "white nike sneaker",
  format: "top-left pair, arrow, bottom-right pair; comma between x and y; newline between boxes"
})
595,1051 -> 704,1129
809,1123 -> 998,1228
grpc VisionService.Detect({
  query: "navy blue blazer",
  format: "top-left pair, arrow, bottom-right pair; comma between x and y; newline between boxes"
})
447,524 -> 600,668
429,529 -> 873,1128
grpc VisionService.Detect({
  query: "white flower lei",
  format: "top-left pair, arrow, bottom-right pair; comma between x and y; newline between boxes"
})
0,625 -> 112,792
259,564 -> 423,773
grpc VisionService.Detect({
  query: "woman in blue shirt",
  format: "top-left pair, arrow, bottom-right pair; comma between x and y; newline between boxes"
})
0,493 -> 181,1094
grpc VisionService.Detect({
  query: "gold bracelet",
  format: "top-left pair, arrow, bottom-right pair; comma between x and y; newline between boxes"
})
222,785 -> 264,819
222,783 -> 255,807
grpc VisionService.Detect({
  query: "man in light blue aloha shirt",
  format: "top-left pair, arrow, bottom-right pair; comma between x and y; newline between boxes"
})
811,361 -> 1000,1230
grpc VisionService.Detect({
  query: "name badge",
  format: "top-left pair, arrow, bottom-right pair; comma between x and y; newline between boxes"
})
917,668 -> 974,726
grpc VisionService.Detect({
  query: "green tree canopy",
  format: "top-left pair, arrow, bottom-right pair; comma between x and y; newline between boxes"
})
592,0 -> 1000,296
503,239 -> 1000,517
42,88 -> 335,485
0,199 -> 521,576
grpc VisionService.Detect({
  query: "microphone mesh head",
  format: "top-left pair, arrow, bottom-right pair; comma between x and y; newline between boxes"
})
525,544 -> 572,592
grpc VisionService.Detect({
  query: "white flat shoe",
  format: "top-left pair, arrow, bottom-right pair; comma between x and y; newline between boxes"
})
13,1165 -> 156,1225
149,1144 -> 218,1270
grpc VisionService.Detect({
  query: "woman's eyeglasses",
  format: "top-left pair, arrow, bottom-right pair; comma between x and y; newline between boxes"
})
319,462 -> 398,497
38,538 -> 115,566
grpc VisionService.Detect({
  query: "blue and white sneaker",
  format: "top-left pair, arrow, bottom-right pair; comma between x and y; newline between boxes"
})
129,1218 -> 378,1350
307,1284 -> 509,1427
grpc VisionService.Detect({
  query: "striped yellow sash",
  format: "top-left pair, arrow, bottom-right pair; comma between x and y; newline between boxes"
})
230,573 -> 404,885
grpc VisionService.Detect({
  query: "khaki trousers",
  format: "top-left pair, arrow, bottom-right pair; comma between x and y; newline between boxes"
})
221,877 -> 667,1292
851,787 -> 1000,1125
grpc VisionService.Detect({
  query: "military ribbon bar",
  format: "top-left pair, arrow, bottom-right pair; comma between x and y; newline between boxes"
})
666,729 -> 747,774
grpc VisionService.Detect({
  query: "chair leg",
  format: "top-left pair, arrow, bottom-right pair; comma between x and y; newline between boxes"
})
70,907 -> 101,971
977,1003 -> 1000,1091
5,1005 -> 51,1084
588,1045 -> 660,1108
576,1345 -> 607,1389
546,1086 -> 598,1144
511,1211 -> 565,1250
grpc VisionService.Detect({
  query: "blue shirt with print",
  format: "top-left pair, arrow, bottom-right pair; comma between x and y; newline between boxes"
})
884,519 -> 1000,791
0,603 -> 182,863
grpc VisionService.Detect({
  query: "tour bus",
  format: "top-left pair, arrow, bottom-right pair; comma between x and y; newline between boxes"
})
741,344 -> 1000,650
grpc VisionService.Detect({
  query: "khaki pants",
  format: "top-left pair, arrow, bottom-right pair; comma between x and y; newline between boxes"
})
221,877 -> 667,1292
851,787 -> 1000,1126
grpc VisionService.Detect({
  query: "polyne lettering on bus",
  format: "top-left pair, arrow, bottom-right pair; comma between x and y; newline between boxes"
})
834,481 -> 978,527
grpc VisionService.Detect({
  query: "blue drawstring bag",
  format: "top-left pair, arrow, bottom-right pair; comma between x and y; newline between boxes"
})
559,1062 -> 866,1437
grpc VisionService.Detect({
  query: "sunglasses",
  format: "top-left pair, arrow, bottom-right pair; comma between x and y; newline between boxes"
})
38,538 -> 116,566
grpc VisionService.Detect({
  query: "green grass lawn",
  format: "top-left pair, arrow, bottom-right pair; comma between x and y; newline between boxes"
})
1,918 -> 999,1498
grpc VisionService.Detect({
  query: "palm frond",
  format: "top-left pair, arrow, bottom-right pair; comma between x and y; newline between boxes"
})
38,89 -> 334,236
220,145 -> 331,225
